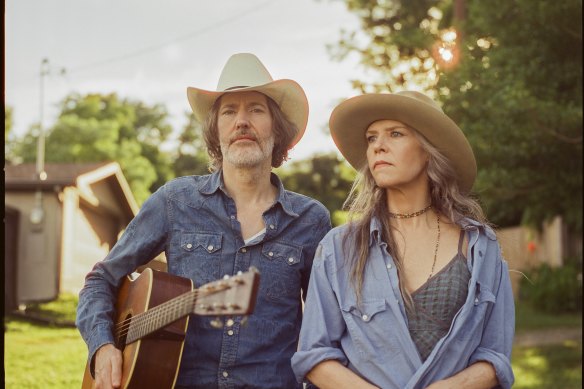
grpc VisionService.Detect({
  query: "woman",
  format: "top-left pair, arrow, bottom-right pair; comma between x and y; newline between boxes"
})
291,91 -> 515,389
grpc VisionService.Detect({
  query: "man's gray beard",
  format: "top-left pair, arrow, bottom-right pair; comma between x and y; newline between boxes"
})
221,135 -> 275,168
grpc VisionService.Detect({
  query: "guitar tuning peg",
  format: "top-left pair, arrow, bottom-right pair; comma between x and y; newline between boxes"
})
210,317 -> 224,328
223,274 -> 230,280
240,316 -> 249,327
237,270 -> 243,275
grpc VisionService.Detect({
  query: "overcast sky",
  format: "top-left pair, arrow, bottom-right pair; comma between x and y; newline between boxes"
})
6,0 -> 374,160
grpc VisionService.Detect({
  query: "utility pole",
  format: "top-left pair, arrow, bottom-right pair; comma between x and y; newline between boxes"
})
30,58 -> 65,228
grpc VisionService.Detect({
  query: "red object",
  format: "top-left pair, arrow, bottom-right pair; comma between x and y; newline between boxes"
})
527,241 -> 537,253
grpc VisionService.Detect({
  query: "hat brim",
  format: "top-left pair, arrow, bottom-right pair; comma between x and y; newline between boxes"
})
329,94 -> 476,193
187,79 -> 308,148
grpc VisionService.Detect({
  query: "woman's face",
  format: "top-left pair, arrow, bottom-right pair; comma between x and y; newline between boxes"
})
365,119 -> 429,190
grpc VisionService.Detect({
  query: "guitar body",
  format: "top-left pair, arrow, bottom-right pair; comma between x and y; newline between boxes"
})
82,268 -> 192,389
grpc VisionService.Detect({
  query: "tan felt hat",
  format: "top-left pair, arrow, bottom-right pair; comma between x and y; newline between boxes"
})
329,91 -> 477,193
187,53 -> 308,148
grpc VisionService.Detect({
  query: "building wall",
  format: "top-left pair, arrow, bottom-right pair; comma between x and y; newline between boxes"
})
5,191 -> 61,303
497,216 -> 571,298
60,187 -> 123,294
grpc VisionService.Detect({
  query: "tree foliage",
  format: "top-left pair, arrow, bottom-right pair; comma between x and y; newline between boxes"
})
277,153 -> 356,223
172,112 -> 211,177
10,93 -> 175,204
335,0 -> 583,230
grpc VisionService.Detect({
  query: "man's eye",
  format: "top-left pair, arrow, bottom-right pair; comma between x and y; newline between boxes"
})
221,110 -> 235,116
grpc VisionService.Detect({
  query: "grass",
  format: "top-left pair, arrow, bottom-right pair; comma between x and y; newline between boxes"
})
4,319 -> 86,388
515,301 -> 582,333
4,294 -> 583,388
512,341 -> 582,389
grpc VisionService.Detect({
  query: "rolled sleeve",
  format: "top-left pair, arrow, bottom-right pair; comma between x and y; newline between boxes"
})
469,256 -> 515,389
292,243 -> 348,383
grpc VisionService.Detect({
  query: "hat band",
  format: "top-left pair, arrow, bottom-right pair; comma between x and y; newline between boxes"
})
224,85 -> 251,91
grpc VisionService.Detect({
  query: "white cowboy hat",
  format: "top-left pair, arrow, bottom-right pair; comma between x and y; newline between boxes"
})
187,53 -> 308,148
329,91 -> 477,193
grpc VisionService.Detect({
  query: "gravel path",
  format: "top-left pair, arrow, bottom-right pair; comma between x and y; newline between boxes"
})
514,327 -> 582,347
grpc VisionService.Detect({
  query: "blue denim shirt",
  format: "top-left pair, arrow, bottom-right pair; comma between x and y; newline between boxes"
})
291,217 -> 515,389
76,171 -> 331,389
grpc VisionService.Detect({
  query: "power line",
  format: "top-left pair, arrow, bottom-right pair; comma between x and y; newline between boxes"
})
67,0 -> 276,75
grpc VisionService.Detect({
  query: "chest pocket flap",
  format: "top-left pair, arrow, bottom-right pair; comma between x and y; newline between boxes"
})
181,232 -> 222,253
261,241 -> 302,266
342,299 -> 387,322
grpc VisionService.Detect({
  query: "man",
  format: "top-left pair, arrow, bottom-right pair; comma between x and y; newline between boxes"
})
76,53 -> 331,389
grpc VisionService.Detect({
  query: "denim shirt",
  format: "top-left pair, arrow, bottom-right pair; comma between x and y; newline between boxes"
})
291,217 -> 515,389
76,171 -> 331,389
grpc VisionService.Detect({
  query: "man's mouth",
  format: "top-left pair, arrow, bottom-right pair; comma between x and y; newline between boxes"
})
231,134 -> 257,144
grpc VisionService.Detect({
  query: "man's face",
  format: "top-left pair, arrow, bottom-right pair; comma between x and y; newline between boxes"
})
217,91 -> 275,169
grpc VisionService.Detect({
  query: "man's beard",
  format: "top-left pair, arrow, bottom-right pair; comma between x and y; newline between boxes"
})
220,130 -> 275,168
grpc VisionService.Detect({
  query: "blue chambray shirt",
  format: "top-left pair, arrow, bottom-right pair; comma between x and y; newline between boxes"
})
76,171 -> 331,389
292,217 -> 515,389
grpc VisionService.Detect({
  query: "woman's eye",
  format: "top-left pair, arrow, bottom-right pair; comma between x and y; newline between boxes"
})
366,135 -> 376,143
390,131 -> 403,137
251,107 -> 265,113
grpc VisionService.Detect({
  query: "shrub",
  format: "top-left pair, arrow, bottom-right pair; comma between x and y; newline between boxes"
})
519,259 -> 583,314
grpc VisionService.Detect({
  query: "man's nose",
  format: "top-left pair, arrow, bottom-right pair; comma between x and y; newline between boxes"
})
235,110 -> 250,129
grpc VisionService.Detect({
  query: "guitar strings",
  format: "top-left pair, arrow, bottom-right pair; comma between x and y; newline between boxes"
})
114,286 -> 230,344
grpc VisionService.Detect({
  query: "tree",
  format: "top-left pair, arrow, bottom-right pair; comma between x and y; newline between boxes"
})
11,93 -> 176,204
277,153 -> 355,223
334,0 -> 583,230
173,112 -> 211,177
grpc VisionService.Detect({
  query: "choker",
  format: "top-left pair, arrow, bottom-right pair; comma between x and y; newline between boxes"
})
388,204 -> 432,219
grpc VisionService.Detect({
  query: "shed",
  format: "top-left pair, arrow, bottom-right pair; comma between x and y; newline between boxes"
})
5,162 -> 145,310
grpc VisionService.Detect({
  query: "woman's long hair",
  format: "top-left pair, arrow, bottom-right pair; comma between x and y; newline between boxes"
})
343,128 -> 487,307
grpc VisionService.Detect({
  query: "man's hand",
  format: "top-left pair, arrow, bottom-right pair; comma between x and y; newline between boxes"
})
94,343 -> 123,389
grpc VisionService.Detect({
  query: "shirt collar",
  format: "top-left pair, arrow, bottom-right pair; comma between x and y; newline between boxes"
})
198,170 -> 299,218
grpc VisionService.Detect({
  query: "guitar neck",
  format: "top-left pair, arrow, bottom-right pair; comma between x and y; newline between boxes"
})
118,289 -> 198,345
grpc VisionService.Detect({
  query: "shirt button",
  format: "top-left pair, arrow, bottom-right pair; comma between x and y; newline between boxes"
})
288,257 -> 294,263
475,297 -> 479,304
230,215 -> 235,219
268,252 -> 274,257
227,330 -> 234,336
186,243 -> 192,249
387,264 -> 392,269
241,248 -> 247,253
269,224 -> 275,230
362,314 -> 369,321
207,245 -> 214,251
222,371 -> 229,378
226,319 -> 234,327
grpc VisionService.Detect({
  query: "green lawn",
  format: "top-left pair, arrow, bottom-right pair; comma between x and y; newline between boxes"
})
4,295 -> 582,388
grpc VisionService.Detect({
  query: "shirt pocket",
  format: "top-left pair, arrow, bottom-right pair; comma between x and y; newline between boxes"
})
258,241 -> 302,302
341,299 -> 396,360
178,232 -> 223,286
458,281 -> 496,341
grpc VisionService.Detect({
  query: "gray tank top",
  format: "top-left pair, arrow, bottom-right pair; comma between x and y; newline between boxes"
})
405,230 -> 470,361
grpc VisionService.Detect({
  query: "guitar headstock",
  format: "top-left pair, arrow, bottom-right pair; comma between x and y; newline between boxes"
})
193,267 -> 260,316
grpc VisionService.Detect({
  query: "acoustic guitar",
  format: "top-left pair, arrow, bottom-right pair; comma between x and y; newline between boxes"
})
81,267 -> 260,389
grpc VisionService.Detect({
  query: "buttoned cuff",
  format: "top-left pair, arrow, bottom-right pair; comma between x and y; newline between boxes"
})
86,323 -> 116,377
291,348 -> 348,384
469,347 -> 514,389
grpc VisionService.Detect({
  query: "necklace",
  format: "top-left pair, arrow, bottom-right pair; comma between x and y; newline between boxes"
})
388,204 -> 432,219
427,213 -> 441,280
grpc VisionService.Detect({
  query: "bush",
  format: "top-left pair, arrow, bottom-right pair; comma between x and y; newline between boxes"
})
520,259 -> 583,314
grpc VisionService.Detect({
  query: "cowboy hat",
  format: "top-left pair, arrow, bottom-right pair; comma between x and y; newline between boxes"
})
329,91 -> 477,193
187,53 -> 308,148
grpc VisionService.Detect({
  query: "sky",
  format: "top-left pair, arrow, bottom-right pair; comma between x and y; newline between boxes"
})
5,0 -> 374,161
